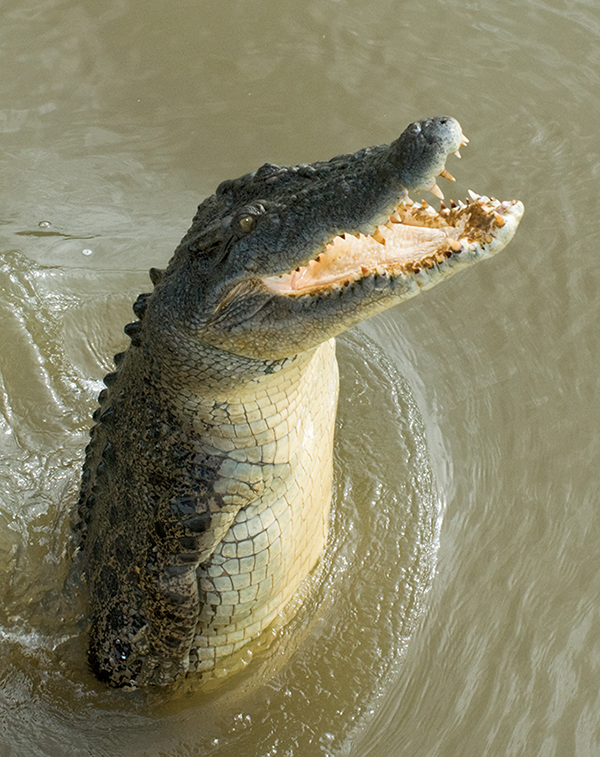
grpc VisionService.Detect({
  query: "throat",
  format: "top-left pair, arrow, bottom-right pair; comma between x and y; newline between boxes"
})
188,340 -> 340,674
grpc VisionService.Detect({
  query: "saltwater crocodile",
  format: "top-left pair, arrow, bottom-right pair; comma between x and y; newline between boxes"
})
76,116 -> 523,688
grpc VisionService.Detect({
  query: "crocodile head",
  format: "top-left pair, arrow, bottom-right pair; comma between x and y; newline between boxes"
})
147,116 -> 523,362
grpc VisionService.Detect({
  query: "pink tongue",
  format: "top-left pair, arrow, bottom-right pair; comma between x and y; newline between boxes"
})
265,224 -> 454,294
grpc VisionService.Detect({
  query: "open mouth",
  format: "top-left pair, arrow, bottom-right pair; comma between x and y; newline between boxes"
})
262,191 -> 523,297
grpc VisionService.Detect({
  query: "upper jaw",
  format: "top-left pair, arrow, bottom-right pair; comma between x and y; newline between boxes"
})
390,116 -> 469,195
258,119 -> 474,295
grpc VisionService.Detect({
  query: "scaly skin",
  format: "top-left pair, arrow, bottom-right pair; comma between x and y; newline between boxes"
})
76,117 -> 523,687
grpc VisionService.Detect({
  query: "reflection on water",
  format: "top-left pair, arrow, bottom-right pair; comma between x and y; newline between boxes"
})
3,0 -> 600,754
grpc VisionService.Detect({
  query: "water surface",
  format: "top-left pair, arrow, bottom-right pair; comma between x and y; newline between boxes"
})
2,0 -> 600,754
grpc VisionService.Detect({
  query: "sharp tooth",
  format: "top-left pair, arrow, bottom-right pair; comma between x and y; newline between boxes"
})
454,150 -> 462,159
460,133 -> 469,146
439,200 -> 447,209
372,228 -> 386,245
429,183 -> 444,200
467,189 -> 480,201
439,168 -> 456,182
422,199 -> 429,208
494,212 -> 505,227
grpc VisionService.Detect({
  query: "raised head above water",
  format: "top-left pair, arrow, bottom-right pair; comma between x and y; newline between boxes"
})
148,116 -> 520,364
77,117 -> 523,687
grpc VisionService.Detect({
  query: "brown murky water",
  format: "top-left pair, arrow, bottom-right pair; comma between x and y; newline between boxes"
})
2,0 -> 600,754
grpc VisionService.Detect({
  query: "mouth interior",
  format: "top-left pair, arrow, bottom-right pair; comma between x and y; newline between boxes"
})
262,194 -> 516,296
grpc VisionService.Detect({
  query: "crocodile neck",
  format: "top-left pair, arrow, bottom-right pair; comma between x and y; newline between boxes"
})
81,335 -> 339,685
187,339 -> 340,673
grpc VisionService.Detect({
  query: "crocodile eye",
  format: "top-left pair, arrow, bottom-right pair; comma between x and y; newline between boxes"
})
238,215 -> 256,233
